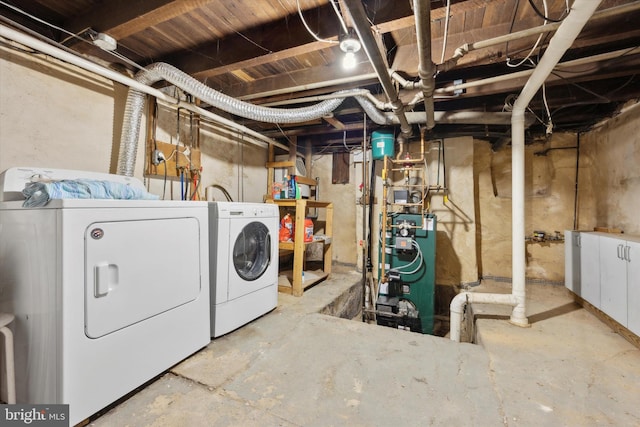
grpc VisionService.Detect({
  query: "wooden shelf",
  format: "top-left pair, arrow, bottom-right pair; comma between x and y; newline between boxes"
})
277,270 -> 330,294
268,198 -> 333,296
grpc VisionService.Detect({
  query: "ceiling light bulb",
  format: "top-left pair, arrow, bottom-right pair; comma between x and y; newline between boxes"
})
339,28 -> 361,71
343,51 -> 357,69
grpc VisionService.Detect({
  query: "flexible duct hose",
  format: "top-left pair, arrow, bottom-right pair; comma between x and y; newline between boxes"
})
117,62 -> 355,176
353,95 -> 391,125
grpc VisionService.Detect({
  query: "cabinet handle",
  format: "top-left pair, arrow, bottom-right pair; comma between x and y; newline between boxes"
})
617,244 -> 623,259
625,246 -> 631,262
577,234 -> 581,247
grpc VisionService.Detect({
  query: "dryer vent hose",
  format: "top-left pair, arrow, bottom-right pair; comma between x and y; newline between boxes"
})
117,62 -> 391,176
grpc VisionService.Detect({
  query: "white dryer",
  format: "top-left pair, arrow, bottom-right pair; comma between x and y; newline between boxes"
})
209,201 -> 278,337
0,167 -> 210,425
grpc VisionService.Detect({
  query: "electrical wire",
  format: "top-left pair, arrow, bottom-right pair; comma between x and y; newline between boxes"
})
329,0 -> 349,34
509,0 -> 572,68
528,0 -> 568,23
389,240 -> 424,276
296,0 -> 338,44
161,159 -> 168,200
216,15 -> 272,54
507,0 -> 548,68
0,0 -> 147,71
440,0 -> 452,64
542,81 -> 553,134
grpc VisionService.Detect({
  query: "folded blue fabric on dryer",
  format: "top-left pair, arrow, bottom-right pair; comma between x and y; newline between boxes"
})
22,179 -> 159,207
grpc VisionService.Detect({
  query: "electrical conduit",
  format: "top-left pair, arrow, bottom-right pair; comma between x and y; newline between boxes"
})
449,0 -> 602,341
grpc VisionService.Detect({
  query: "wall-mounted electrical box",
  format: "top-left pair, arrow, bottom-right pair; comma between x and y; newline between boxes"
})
145,140 -> 201,179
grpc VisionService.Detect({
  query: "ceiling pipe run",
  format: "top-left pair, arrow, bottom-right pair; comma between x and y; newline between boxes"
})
437,1 -> 640,73
413,0 -> 436,130
342,0 -> 412,139
388,111 -> 536,126
449,0 -> 602,341
436,48 -> 640,96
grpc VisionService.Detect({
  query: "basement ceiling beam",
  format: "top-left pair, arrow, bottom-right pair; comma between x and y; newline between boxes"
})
162,4 -> 342,75
435,52 -> 640,102
323,114 -> 347,130
161,1 -> 415,78
63,0 -> 209,41
221,62 -> 378,99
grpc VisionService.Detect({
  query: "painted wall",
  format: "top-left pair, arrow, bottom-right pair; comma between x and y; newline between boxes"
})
577,102 -> 640,235
0,44 -> 121,174
427,136 -> 478,286
474,101 -> 640,283
0,43 -> 268,203
310,153 -> 358,265
475,134 -> 578,283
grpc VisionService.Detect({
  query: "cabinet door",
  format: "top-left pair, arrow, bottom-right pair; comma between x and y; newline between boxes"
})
627,240 -> 640,335
579,233 -> 600,308
564,230 -> 581,295
599,235 -> 627,326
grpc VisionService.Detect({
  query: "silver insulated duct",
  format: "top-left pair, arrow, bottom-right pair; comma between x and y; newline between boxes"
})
117,62 -> 349,176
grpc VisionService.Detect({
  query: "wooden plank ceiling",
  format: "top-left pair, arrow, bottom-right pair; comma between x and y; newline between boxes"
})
2,0 -> 640,150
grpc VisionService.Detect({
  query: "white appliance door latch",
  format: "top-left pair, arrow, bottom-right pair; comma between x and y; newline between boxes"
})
94,263 -> 118,297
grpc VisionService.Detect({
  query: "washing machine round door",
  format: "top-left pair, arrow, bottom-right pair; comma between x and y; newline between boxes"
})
233,221 -> 271,281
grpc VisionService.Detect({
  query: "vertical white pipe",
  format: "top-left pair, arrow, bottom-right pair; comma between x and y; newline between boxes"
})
509,0 -> 602,326
510,110 -> 528,326
450,0 -> 603,340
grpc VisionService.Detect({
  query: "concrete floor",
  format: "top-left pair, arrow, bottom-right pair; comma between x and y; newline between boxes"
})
89,267 -> 640,426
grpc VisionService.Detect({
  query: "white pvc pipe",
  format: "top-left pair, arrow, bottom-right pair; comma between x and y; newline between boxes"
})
436,48 -> 636,95
438,2 -> 640,71
449,292 -> 516,342
449,0 -> 602,341
402,111 -> 536,126
471,2 -> 638,52
510,0 -> 601,327
0,23 -> 287,151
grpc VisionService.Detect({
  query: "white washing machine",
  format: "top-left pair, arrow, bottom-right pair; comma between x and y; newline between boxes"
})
0,167 -> 210,425
209,201 -> 279,337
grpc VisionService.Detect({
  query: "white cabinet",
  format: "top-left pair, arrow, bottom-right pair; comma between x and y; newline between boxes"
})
579,232 -> 601,308
569,232 -> 640,335
599,235 -> 628,325
564,230 -> 581,295
626,240 -> 640,335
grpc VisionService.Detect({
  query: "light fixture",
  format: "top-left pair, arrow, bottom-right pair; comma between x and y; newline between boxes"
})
339,28 -> 361,70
